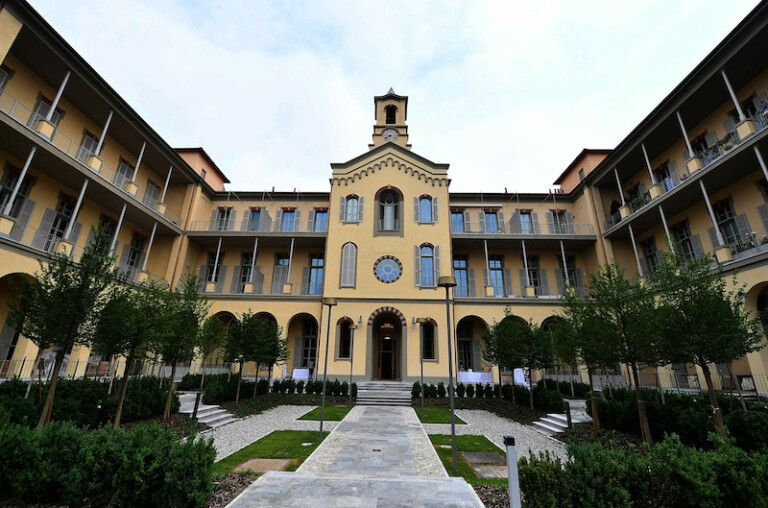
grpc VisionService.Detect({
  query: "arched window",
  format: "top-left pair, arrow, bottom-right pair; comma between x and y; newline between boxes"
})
338,320 -> 352,359
421,321 -> 435,360
341,195 -> 362,223
421,245 -> 434,287
340,242 -> 357,288
379,189 -> 400,231
385,105 -> 397,124
415,195 -> 438,223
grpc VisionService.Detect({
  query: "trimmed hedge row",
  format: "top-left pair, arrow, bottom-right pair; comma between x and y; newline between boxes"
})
588,387 -> 768,450
0,377 -> 179,427
540,378 -> 591,398
411,381 -> 565,412
0,418 -> 216,507
519,434 -> 768,507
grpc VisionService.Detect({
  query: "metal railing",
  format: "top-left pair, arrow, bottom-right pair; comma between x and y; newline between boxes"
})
627,192 -> 652,214
453,221 -> 594,236
727,231 -> 768,260
453,283 -> 566,299
188,219 -> 325,234
604,211 -> 622,230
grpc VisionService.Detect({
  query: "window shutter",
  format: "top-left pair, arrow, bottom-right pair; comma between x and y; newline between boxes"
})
519,269 -> 528,289
358,197 -> 364,222
683,148 -> 691,161
503,268 -> 513,297
413,197 -> 420,222
471,341 -> 482,371
555,269 -> 564,295
723,117 -> 737,134
538,269 -> 549,295
230,266 -> 241,293
209,210 -> 218,231
753,93 -> 768,112
240,212 -> 250,231
531,212 -> 541,234
575,269 -> 585,296
9,199 -> 35,242
301,267 -> 310,295
463,211 -> 471,232
497,212 -> 505,233
307,210 -> 316,232
545,211 -> 554,233
691,235 -> 704,258
434,245 -> 440,281
215,266 -> 227,293
510,210 -> 521,233
261,209 -> 272,231
253,267 -> 264,294
705,131 -> 718,148
85,229 -> 95,248
734,214 -> 752,243
759,204 -> 768,232
271,265 -> 287,294
483,268 -> 489,287
68,222 -> 83,249
468,268 -> 476,297
273,210 -> 283,232
198,265 -> 207,291
339,196 -> 346,222
707,227 -> 720,248
32,209 -> 56,250
293,338 -> 302,369
432,197 -> 439,223
292,210 -> 301,232
414,245 -> 421,286
477,211 -> 485,233
0,321 -> 17,361
565,212 -> 575,234
228,210 -> 237,231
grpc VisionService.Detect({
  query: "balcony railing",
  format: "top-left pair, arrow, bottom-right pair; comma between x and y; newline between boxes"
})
727,231 -> 768,261
453,283 -> 568,299
0,90 -> 181,226
188,219 -> 326,234
627,192 -> 652,214
452,221 -> 594,236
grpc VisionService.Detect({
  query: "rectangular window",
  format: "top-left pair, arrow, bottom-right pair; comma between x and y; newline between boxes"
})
314,210 -> 328,232
489,256 -> 504,297
238,252 -> 253,292
641,239 -> 659,274
451,210 -> 464,233
420,245 -> 434,287
126,233 -> 146,269
143,180 -> 161,209
551,210 -> 568,234
206,252 -> 220,283
714,201 -> 739,245
339,323 -> 352,359
527,256 -> 540,292
0,169 -> 31,218
578,169 -> 585,180
308,255 -> 324,295
271,253 -> 290,294
419,197 -> 432,223
216,207 -> 232,231
520,212 -> 533,234
114,158 -> 134,189
559,255 -> 577,286
0,65 -> 10,91
249,209 -> 261,231
281,209 -> 295,232
672,222 -> 696,261
422,324 -> 435,360
76,131 -> 99,163
45,195 -> 75,252
300,319 -> 318,368
484,212 -> 498,234
27,96 -> 62,130
453,256 -> 469,297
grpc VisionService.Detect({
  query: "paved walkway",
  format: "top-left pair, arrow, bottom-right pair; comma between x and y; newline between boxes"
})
226,406 -> 484,507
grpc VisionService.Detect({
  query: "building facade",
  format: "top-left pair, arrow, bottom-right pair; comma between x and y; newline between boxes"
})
2,0 -> 768,392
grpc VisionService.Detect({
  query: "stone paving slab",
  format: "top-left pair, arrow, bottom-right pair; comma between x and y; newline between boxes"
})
473,465 -> 508,479
233,458 -> 291,473
461,451 -> 506,464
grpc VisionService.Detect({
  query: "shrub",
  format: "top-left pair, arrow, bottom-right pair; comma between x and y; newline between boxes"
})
412,381 -> 421,399
257,378 -> 270,395
518,451 -> 568,507
427,383 -> 438,398
484,383 -> 494,398
296,380 -> 305,394
341,381 -> 349,397
456,383 -> 465,398
466,384 -> 475,398
271,379 -> 283,393
313,380 -> 323,395
725,408 -> 768,452
437,382 -> 446,398
351,382 -> 358,398
331,379 -> 342,396
284,378 -> 296,394
532,385 -> 564,412
475,383 -> 484,398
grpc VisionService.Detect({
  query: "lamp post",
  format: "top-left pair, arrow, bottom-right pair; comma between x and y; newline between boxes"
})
416,317 -> 427,420
319,298 -> 337,438
438,275 -> 458,474
348,323 -> 357,407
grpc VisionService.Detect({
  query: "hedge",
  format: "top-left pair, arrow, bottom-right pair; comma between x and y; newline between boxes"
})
200,374 -> 356,404
411,381 -> 565,413
0,417 -> 215,507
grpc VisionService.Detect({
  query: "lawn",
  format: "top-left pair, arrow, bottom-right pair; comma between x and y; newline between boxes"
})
298,405 -> 353,421
415,406 -> 466,424
213,430 -> 328,476
429,434 -> 507,487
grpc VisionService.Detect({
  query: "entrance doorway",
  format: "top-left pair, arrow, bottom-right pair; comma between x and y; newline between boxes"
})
374,318 -> 400,380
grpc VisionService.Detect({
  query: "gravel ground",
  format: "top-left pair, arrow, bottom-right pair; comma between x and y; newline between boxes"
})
200,405 -> 340,461
422,409 -> 568,461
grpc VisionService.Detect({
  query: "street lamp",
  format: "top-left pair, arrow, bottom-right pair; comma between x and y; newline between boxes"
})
348,323 -> 357,407
319,297 -> 337,438
438,274 -> 458,474
415,317 -> 428,420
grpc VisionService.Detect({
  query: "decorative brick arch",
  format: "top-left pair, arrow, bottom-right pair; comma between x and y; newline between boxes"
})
367,306 -> 407,327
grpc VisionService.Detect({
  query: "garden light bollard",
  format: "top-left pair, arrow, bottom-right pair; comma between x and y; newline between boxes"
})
192,392 -> 202,420
319,298 -> 337,438
504,436 -> 522,508
564,400 -> 573,429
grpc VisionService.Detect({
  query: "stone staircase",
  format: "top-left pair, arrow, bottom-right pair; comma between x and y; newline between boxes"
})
355,381 -> 413,407
178,392 -> 237,428
532,399 -> 593,435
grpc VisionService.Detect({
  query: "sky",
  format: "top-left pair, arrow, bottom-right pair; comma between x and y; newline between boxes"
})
30,0 -> 761,194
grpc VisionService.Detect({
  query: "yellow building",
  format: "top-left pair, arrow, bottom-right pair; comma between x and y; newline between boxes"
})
2,0 -> 768,394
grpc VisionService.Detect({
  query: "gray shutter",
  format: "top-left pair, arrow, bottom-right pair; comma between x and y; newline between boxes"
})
683,147 -> 691,161
555,269 -> 564,294
463,211 -> 471,232
260,209 -> 272,232
273,210 -> 283,232
339,196 -> 346,222
691,235 -> 704,258
271,266 -> 286,294
293,338 -> 302,369
230,266 -> 242,293
432,196 -> 439,223
503,268 -> 513,297
468,268 -> 476,297
209,210 -> 218,231
638,183 -> 647,196
0,320 -> 17,361
531,212 -> 541,234
85,229 -> 95,247
358,197 -> 364,222
307,210 -> 315,232
9,199 -> 35,241
477,211 -> 485,233
519,269 -> 527,289
565,212 -> 575,234
734,214 -> 752,243
545,211 -> 554,233
723,116 -> 737,134
198,265 -> 207,291
414,245 -> 421,286
215,266 -> 227,293
497,212 -> 505,233
68,222 -> 83,255
241,212 -> 250,231
753,93 -> 768,112
301,266 -> 310,295
708,227 -> 720,248
575,269 -> 585,296
510,210 -> 521,233
253,267 -> 264,294
705,131 -> 718,148
413,196 -> 420,222
118,245 -> 130,271
434,245 -> 440,281
539,269 -> 549,296
227,210 -> 237,231
759,204 -> 768,232
483,268 -> 489,288
471,341 -> 482,371
32,209 -> 56,250
294,210 -> 301,232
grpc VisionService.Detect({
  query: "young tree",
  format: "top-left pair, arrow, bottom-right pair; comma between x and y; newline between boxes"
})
251,316 -> 286,397
9,226 -> 117,428
197,315 -> 228,390
483,310 -> 522,401
512,318 -> 555,410
225,310 -> 259,403
653,250 -> 764,440
549,317 -> 577,397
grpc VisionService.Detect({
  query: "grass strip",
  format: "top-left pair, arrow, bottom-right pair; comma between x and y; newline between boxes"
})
298,405 -> 353,421
429,434 -> 507,486
213,430 -> 328,476
415,406 -> 467,424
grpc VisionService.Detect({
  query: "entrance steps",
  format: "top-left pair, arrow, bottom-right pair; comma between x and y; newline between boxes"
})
531,399 -> 593,435
178,392 -> 237,428
356,381 -> 413,407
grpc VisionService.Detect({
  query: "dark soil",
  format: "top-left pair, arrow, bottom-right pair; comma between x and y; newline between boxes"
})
208,473 -> 256,507
414,397 -> 546,425
222,394 -> 353,419
558,423 -> 643,450
473,484 -> 509,507
122,414 -> 208,439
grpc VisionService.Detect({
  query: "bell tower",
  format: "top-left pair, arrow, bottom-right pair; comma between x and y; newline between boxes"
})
369,88 -> 411,150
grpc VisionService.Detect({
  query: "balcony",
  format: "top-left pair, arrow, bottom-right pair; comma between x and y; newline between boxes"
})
199,267 -> 323,298
451,221 -> 594,236
188,219 -> 327,235
0,90 -> 182,226
452,282 -> 585,300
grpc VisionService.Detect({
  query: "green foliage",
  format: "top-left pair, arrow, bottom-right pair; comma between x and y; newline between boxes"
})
296,380 -> 305,394
483,383 -> 494,398
351,382 -> 358,398
284,378 -> 296,394
456,382 -> 466,398
475,382 -> 484,398
466,383 -> 475,398
341,381 -> 349,396
518,451 -> 567,507
437,382 -> 446,398
330,379 -> 342,396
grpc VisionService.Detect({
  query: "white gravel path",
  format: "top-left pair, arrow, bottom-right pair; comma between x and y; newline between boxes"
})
422,409 -> 568,461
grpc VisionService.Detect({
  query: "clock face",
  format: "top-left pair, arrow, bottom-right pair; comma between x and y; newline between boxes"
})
374,256 -> 402,283
382,128 -> 399,142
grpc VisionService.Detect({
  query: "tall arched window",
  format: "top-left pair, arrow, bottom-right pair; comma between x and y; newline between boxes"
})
340,242 -> 357,288
379,189 -> 399,231
341,195 -> 361,223
421,321 -> 436,360
385,105 -> 397,124
338,319 -> 352,359
420,245 -> 434,287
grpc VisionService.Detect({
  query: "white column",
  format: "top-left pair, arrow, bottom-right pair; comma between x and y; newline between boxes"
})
628,224 -> 644,278
130,141 -> 147,182
658,205 -> 675,255
521,240 -> 530,286
63,179 -> 88,240
211,237 -> 223,282
559,240 -> 570,286
110,203 -> 127,255
248,237 -> 258,283
94,110 -> 113,156
160,165 -> 173,202
286,237 -> 295,285
141,222 -> 157,272
483,239 -> 490,274
676,111 -> 695,157
754,146 -> 768,183
2,147 -> 36,216
721,70 -> 745,122
700,180 -> 724,247
642,143 -> 656,184
46,71 -> 71,121
614,168 -> 625,205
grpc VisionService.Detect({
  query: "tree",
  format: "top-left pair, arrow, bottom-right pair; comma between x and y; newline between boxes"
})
549,318 -> 577,397
92,283 -> 159,426
653,250 -> 764,440
512,318 -> 555,410
150,272 -> 210,420
251,316 -> 287,397
9,226 -> 118,428
197,315 -> 228,390
588,263 -> 658,442
483,311 -> 522,401
224,310 -> 259,403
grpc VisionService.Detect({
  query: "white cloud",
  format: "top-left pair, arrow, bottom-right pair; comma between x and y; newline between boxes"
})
28,0 -> 760,193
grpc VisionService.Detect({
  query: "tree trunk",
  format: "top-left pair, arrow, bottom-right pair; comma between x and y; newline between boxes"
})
107,356 -> 117,395
267,364 -> 272,392
528,368 -> 534,410
37,349 -> 66,428
200,358 -> 207,390
25,350 -> 42,399
631,363 -> 653,443
656,368 -> 665,405
163,362 -> 177,420
253,363 -> 260,399
497,367 -> 503,398
114,357 -> 134,427
569,367 -> 575,398
727,363 -> 747,412
235,360 -> 243,403
529,382 -> 534,410
701,363 -> 728,441
511,370 -> 516,405
587,366 -> 600,431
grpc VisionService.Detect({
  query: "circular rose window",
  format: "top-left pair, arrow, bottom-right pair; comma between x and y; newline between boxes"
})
374,256 -> 402,283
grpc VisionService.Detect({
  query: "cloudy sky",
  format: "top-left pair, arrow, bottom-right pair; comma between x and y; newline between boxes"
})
31,0 -> 759,193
